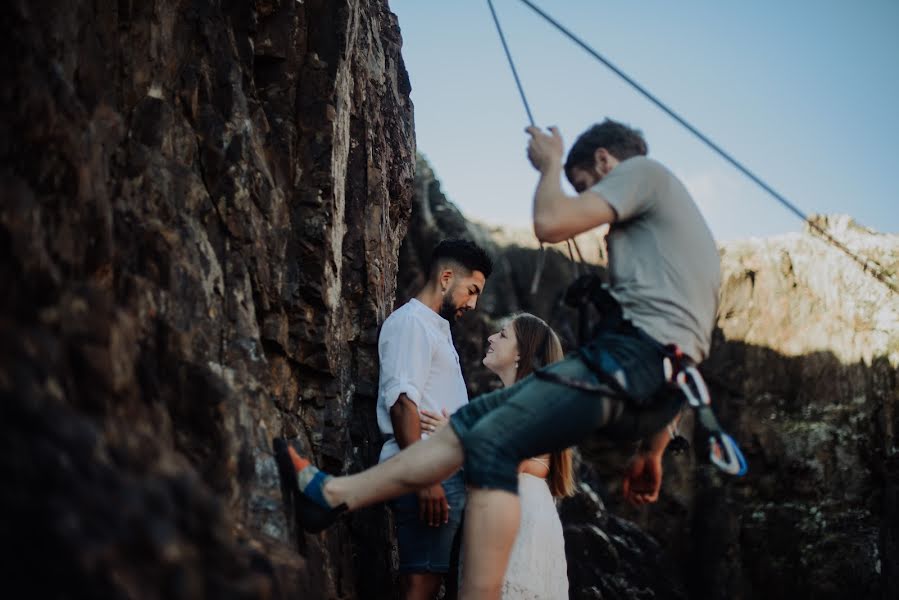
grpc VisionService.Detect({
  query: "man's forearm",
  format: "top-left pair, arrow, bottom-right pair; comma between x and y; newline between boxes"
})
533,163 -> 568,242
390,394 -> 422,450
642,426 -> 672,456
533,164 -> 615,243
640,413 -> 682,456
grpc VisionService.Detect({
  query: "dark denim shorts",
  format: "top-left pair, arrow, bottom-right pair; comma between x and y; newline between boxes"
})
449,329 -> 683,494
389,470 -> 466,574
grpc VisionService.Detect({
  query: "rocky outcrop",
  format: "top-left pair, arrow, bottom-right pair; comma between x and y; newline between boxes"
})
696,216 -> 898,599
4,0 -> 896,596
1,1 -> 413,598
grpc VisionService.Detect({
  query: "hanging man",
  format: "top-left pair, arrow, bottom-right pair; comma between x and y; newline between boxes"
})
275,119 -> 721,599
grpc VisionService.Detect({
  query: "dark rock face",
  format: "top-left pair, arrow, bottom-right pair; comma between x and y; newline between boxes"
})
1,1 -> 412,598
559,460 -> 688,600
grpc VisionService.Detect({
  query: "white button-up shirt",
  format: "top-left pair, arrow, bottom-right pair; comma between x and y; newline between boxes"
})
377,298 -> 469,463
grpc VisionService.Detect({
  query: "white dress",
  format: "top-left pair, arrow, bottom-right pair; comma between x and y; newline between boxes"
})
500,472 -> 569,600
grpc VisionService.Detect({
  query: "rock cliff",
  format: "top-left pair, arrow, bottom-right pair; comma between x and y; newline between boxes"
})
697,215 -> 898,599
1,1 -> 412,598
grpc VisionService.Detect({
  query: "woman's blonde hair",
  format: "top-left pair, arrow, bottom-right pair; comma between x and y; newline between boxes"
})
511,313 -> 576,498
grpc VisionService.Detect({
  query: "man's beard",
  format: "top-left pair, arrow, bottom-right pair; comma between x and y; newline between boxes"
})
438,293 -> 462,321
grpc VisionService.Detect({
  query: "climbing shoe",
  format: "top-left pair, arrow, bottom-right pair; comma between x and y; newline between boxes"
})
272,437 -> 347,533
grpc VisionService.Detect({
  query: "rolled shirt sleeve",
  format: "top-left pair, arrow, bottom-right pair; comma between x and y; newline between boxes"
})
378,314 -> 432,411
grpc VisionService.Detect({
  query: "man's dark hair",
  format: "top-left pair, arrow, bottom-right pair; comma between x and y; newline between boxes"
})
427,239 -> 493,279
564,118 -> 648,173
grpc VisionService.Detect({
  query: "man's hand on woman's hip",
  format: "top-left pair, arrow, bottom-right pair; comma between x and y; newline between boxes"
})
419,408 -> 450,434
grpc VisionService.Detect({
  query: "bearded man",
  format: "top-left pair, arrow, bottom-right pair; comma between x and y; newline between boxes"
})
375,238 -> 492,600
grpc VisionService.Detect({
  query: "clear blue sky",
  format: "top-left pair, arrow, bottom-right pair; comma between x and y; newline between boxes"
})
389,0 -> 899,242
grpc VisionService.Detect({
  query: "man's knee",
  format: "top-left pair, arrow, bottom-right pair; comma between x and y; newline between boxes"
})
460,428 -> 519,494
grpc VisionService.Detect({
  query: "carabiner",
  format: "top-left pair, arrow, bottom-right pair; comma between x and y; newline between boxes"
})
709,432 -> 748,476
675,365 -> 711,407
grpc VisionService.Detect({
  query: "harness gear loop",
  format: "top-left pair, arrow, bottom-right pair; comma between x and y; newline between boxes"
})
675,365 -> 712,408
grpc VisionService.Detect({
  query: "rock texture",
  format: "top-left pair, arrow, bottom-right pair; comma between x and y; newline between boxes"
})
1,1 -> 413,598
697,216 -> 899,599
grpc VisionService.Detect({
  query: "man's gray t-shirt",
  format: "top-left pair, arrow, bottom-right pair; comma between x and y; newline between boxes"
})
590,156 -> 721,361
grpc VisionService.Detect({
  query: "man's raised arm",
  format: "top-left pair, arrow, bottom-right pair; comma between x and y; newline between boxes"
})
526,125 -> 616,243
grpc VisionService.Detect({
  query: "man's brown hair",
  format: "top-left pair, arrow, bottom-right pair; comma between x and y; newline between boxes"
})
564,118 -> 648,175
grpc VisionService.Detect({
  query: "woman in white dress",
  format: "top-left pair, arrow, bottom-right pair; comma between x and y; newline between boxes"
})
422,313 -> 575,599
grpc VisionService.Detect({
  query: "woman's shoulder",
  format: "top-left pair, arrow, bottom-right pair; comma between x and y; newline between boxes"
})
519,455 -> 550,478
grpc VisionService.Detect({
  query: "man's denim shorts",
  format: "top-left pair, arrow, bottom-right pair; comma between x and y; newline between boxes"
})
389,470 -> 466,574
448,328 -> 683,494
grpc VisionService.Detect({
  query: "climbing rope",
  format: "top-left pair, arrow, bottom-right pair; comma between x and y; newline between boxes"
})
486,0 -> 535,128
488,0 -> 596,294
488,0 -> 898,295
486,0 -> 546,295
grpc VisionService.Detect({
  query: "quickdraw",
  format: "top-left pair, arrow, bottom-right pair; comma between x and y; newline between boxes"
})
664,349 -> 748,476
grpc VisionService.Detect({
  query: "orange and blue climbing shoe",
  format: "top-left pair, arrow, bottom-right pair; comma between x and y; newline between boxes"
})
272,438 -> 347,532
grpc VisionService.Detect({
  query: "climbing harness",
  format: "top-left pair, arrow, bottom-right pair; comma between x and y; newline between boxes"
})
482,0 -> 899,474
486,0 -> 898,295
535,336 -> 748,476
533,274 -> 748,476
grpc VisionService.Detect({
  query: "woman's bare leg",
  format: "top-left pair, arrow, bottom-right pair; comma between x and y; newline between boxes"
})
459,489 -> 520,600
322,425 -> 465,510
